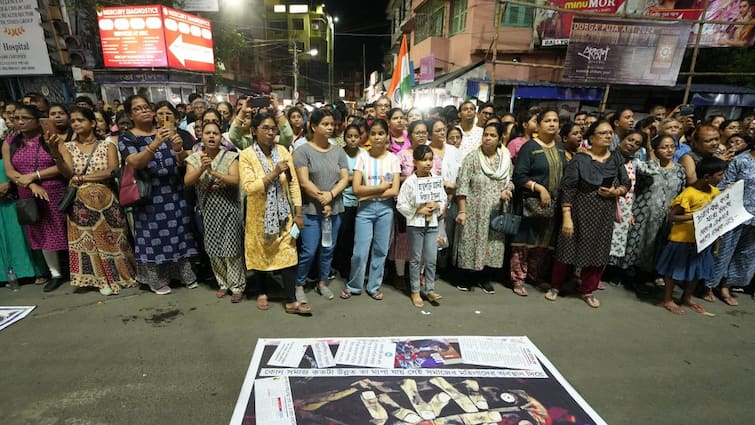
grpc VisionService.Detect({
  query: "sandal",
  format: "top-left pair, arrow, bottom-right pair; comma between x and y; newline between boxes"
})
256,294 -> 269,310
662,302 -> 685,315
410,293 -> 424,308
231,292 -> 243,303
216,289 -> 227,298
544,289 -> 559,301
721,296 -> 738,306
512,284 -> 528,297
684,302 -> 705,314
368,291 -> 384,301
701,288 -> 716,303
582,294 -> 601,308
285,302 -> 313,316
340,290 -> 354,299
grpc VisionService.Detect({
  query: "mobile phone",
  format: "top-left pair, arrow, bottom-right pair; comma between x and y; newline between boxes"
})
163,114 -> 176,131
601,177 -> 615,188
289,223 -> 300,239
679,104 -> 694,116
250,96 -> 270,108
40,118 -> 56,136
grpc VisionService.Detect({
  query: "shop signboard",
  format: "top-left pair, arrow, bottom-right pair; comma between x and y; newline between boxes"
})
534,0 -> 754,47
97,5 -> 215,72
0,0 -> 53,75
562,17 -> 690,86
419,55 -> 435,83
181,0 -> 220,12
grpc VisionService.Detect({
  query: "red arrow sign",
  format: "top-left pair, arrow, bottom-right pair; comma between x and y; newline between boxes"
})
162,6 -> 215,73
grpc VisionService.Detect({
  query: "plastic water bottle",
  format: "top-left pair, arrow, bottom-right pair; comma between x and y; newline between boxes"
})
7,266 -> 19,291
321,216 -> 333,248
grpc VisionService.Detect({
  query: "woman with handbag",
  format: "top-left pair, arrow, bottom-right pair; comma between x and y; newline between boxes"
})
546,120 -> 631,308
509,109 -> 566,296
239,112 -> 310,315
48,107 -> 137,295
0,122 -> 47,288
118,95 -> 198,295
453,122 -> 514,294
185,122 -> 245,303
1,104 -> 68,292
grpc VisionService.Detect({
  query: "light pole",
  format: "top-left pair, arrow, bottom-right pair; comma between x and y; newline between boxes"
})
292,43 -> 318,101
328,16 -> 338,101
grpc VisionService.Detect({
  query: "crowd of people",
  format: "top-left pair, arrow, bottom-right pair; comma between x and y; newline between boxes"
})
1,92 -> 754,316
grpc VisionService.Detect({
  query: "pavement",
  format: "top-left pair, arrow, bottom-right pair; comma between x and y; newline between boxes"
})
1,275 -> 754,425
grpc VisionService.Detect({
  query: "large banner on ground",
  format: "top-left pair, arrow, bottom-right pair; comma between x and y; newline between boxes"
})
230,336 -> 607,425
0,0 -> 53,75
562,17 -> 691,86
534,0 -> 755,47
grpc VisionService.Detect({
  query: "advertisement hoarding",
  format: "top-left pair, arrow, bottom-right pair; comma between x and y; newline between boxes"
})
534,0 -> 755,48
0,0 -> 53,75
562,17 -> 691,86
97,5 -> 215,72
181,0 -> 220,12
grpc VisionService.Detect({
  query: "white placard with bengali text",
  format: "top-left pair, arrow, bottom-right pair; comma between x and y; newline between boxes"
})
416,176 -> 445,204
693,180 -> 753,253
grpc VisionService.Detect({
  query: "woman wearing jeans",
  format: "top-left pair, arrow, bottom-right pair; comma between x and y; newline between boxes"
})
341,119 -> 400,300
293,109 -> 349,302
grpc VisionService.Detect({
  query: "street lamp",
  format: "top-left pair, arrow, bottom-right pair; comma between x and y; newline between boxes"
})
328,16 -> 338,101
292,45 -> 318,101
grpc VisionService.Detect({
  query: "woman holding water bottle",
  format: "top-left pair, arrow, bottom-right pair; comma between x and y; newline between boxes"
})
293,109 -> 350,303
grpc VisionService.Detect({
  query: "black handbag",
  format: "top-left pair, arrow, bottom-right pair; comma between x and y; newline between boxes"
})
490,201 -> 521,236
58,141 -> 102,213
522,196 -> 555,219
16,143 -> 42,225
16,197 -> 40,225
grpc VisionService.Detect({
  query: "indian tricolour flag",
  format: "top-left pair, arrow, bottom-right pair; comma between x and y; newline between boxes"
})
387,34 -> 413,107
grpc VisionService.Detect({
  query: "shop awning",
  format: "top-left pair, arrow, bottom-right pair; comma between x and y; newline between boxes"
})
413,60 -> 486,91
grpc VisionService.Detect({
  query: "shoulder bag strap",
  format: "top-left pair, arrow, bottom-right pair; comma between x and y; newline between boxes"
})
33,141 -> 41,171
79,141 -> 103,177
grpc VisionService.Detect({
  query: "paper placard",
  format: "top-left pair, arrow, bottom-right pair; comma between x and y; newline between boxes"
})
694,180 -> 753,253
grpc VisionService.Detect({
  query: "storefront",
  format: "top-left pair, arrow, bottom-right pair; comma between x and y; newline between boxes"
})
94,69 -> 207,106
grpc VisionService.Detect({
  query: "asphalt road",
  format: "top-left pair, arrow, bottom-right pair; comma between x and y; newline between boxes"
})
1,276 -> 754,425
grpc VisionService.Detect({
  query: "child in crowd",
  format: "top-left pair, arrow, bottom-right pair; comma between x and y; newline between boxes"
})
397,145 -> 446,308
656,157 -> 728,315
333,124 -> 366,279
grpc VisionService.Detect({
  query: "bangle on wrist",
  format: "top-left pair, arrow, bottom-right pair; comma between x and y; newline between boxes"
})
35,170 -> 42,181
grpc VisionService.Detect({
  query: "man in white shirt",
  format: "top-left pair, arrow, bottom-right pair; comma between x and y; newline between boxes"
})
185,98 -> 209,138
458,100 -> 483,160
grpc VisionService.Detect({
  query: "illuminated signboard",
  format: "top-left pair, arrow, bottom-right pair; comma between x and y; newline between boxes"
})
97,5 -> 215,72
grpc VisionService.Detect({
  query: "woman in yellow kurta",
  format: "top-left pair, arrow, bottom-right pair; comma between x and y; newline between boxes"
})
239,112 -> 310,315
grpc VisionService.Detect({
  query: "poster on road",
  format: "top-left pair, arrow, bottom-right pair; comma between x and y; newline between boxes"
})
230,336 -> 607,425
0,306 -> 36,332
694,180 -> 753,253
562,17 -> 691,86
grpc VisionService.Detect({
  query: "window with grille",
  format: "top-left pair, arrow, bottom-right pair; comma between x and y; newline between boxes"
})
415,0 -> 445,43
499,0 -> 534,28
451,0 -> 467,35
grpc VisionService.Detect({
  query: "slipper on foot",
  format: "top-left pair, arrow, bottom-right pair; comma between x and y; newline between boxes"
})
721,296 -> 738,306
368,291 -> 383,301
512,284 -> 528,297
285,302 -> 312,316
662,302 -> 685,315
256,295 -> 269,310
316,285 -> 335,300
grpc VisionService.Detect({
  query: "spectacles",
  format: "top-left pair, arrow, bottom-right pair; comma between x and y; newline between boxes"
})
258,126 -> 277,133
155,111 -> 174,116
132,105 -> 152,113
412,131 -> 428,136
14,115 -> 35,122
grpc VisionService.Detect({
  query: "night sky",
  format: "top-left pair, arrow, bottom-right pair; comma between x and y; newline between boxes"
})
324,0 -> 391,79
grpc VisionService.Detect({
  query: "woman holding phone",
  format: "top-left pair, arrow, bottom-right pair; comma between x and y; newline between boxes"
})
118,95 -> 198,295
48,107 -> 137,295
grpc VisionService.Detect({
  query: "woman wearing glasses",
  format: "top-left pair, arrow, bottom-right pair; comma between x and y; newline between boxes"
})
1,104 -> 58,290
118,95 -> 198,295
239,113 -> 309,315
546,120 -> 630,308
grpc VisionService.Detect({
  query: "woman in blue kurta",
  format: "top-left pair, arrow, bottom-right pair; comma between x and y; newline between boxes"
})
118,95 -> 198,295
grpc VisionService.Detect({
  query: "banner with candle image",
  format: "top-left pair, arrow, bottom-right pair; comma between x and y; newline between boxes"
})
229,336 -> 607,425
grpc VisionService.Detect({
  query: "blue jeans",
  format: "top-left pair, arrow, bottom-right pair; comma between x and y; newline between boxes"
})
296,213 -> 342,285
408,225 -> 438,294
347,200 -> 394,295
